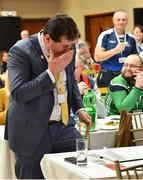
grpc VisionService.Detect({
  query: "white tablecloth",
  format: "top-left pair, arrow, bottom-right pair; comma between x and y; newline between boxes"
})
84,117 -> 119,150
89,129 -> 117,150
0,120 -> 117,178
41,146 -> 143,179
41,151 -> 115,179
0,139 -> 16,179
0,125 -> 16,179
0,125 -> 5,139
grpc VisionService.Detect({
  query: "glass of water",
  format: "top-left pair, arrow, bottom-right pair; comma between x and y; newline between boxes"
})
76,139 -> 87,166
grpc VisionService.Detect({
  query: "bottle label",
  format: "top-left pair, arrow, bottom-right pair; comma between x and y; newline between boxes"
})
89,111 -> 96,132
83,88 -> 96,132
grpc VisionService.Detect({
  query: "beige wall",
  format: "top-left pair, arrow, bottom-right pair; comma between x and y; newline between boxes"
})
0,0 -> 60,18
59,0 -> 143,39
1,0 -> 143,39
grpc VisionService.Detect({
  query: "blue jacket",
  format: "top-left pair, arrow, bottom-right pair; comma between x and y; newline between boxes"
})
97,28 -> 138,71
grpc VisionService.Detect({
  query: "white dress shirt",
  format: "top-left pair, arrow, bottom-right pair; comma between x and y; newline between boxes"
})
38,31 -> 67,121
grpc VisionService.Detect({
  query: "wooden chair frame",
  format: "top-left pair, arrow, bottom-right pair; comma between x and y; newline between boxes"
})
114,160 -> 143,179
131,112 -> 143,145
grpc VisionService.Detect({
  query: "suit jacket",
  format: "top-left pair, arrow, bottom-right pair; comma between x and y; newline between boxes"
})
5,34 -> 84,157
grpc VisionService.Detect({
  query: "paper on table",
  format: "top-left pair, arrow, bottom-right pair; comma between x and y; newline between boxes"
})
111,147 -> 143,162
102,147 -> 125,161
92,146 -> 143,162
91,149 -> 125,162
70,159 -> 116,179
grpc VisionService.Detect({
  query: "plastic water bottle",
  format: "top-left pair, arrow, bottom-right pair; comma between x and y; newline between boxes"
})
83,89 -> 96,131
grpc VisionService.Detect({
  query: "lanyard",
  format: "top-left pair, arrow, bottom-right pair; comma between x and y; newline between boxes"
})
55,73 -> 65,94
114,28 -> 127,57
114,28 -> 127,44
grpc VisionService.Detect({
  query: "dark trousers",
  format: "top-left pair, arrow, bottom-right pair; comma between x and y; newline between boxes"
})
15,156 -> 44,179
97,69 -> 120,87
15,121 -> 82,179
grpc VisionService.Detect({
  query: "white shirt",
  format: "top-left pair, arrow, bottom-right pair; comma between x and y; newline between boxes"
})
38,31 -> 67,121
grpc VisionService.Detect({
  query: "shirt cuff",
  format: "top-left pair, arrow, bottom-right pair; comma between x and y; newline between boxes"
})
46,69 -> 55,83
75,108 -> 86,115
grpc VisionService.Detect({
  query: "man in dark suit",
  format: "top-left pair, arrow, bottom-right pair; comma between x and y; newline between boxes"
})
5,14 -> 91,179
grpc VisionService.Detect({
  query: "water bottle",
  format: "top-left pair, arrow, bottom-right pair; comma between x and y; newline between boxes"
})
83,89 -> 96,131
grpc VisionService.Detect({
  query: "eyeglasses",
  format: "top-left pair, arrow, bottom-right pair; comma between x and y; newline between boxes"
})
124,63 -> 142,69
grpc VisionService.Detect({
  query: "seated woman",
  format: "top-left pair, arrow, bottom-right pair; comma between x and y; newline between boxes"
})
0,50 -> 8,74
75,45 -> 95,88
133,25 -> 143,54
0,71 -> 9,124
75,52 -> 107,118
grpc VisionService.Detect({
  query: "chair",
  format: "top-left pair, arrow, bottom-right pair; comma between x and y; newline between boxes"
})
131,112 -> 143,145
115,109 -> 133,147
114,160 -> 143,179
115,110 -> 143,147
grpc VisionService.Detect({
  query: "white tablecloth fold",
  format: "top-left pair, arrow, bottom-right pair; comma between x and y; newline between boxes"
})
0,139 -> 16,179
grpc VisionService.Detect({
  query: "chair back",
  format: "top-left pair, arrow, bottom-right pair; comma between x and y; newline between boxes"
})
131,112 -> 143,145
114,160 -> 143,179
115,110 -> 143,147
115,109 -> 133,147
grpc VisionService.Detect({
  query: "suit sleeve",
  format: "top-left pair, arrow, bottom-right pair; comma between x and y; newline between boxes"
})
8,45 -> 55,103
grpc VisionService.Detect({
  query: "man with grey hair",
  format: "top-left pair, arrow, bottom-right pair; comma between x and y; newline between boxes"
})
105,54 -> 143,115
94,10 -> 138,87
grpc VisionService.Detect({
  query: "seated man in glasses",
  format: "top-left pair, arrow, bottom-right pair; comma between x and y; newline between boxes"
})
105,54 -> 143,116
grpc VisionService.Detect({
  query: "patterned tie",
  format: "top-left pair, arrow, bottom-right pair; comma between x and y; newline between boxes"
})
55,74 -> 69,125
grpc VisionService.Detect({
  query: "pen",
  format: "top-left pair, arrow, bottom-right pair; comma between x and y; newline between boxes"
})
119,158 -> 143,163
88,153 -> 113,162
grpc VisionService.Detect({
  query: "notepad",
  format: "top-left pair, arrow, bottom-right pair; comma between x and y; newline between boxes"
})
92,146 -> 143,162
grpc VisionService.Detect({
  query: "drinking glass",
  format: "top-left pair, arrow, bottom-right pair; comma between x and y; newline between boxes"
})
76,139 -> 87,166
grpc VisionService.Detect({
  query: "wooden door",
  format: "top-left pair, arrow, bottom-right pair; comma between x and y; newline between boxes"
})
21,18 -> 50,36
85,12 -> 114,56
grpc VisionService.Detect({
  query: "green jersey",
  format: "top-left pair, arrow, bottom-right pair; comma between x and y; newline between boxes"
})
105,74 -> 143,116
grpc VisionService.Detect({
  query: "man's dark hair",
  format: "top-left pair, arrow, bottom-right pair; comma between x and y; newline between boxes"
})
43,13 -> 79,42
